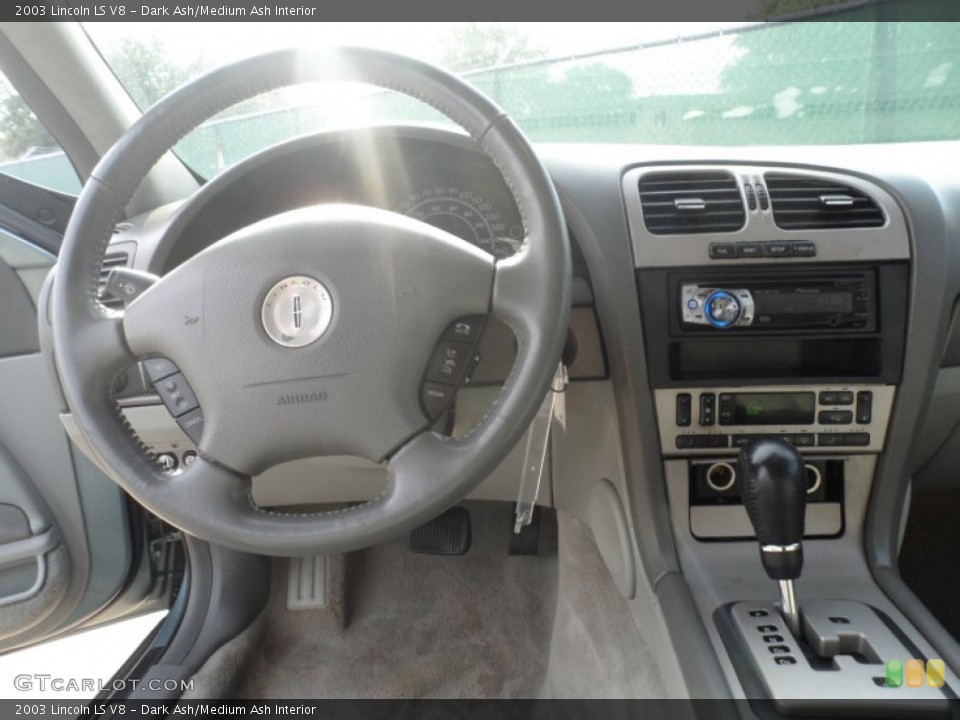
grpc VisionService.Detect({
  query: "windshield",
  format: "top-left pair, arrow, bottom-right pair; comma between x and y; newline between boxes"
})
84,18 -> 960,178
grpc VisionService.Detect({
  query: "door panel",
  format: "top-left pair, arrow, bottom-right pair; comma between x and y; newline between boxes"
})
0,223 -> 162,654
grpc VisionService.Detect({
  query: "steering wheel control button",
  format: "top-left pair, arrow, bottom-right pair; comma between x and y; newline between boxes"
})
421,383 -> 456,422
261,275 -> 333,348
104,267 -> 158,303
144,357 -> 180,382
426,340 -> 475,385
155,452 -> 178,472
177,409 -> 205,444
156,373 -> 199,418
442,316 -> 486,344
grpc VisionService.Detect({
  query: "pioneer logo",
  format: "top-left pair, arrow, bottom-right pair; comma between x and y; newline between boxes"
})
277,391 -> 328,406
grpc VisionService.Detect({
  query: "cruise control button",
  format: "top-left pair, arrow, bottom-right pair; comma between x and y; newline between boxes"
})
442,316 -> 485,344
426,340 -> 475,386
177,409 -> 205,444
144,357 -> 179,382
156,373 -> 199,418
421,382 -> 456,421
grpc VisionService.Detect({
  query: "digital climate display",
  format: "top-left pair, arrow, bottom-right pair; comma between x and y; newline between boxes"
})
724,392 -> 817,425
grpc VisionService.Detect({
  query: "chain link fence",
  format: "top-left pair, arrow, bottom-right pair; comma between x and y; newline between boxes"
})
3,9 -> 959,187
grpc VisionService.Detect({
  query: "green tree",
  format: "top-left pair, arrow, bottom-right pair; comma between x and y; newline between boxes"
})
0,36 -> 205,160
0,90 -> 55,159
105,37 -> 205,109
441,23 -> 546,72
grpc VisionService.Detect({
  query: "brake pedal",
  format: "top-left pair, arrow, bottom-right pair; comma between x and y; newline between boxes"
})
408,506 -> 471,555
508,505 -> 541,555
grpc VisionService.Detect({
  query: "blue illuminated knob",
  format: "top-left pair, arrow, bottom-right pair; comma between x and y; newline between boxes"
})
704,290 -> 742,328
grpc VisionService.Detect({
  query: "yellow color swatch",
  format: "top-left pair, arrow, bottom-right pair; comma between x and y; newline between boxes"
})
927,659 -> 945,688
905,659 -> 925,688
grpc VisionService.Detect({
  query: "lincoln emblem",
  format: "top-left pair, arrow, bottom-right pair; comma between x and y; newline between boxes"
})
261,276 -> 333,348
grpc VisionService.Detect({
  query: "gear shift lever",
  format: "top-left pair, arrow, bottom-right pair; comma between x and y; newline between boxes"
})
739,438 -> 807,638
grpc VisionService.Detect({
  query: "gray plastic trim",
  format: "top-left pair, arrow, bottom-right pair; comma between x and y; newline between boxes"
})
0,530 -> 59,609
727,599 -> 952,713
0,558 -> 46,608
623,164 -> 910,268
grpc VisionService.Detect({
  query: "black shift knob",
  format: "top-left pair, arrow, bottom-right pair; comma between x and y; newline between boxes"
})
739,438 -> 806,580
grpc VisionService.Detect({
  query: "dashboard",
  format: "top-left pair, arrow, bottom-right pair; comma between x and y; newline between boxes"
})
47,124 -> 960,702
50,129 -> 960,517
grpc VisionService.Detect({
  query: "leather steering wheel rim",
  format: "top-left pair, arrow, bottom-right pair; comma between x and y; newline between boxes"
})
51,47 -> 571,556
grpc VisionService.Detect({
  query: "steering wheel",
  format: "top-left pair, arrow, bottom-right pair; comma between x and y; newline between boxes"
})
51,47 -> 571,556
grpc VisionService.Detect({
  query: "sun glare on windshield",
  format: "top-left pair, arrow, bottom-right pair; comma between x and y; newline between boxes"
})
82,19 -> 960,177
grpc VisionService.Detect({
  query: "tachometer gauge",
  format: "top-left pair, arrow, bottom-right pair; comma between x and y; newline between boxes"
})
397,187 -> 523,258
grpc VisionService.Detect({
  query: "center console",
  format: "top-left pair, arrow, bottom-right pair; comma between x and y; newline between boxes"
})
624,164 -> 955,714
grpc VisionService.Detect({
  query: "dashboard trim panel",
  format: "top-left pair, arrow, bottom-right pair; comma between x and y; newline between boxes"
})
623,164 -> 911,269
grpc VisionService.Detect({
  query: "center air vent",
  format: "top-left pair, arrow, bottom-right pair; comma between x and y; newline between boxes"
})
765,173 -> 885,230
98,251 -> 130,308
639,171 -> 746,235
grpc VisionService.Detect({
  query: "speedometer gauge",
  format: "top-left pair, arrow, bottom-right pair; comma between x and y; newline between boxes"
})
397,187 -> 523,258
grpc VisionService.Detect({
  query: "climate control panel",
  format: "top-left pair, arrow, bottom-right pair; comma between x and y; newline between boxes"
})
655,384 -> 895,455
